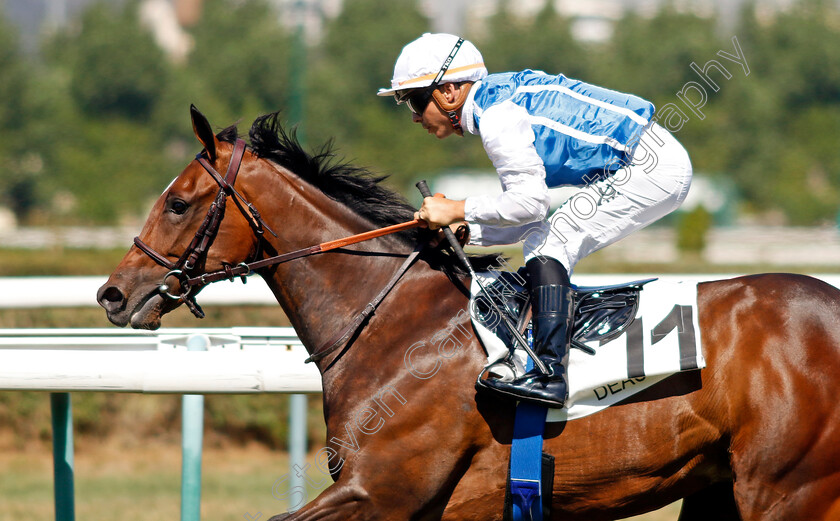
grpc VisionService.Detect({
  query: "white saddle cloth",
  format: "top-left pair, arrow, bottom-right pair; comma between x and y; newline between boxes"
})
470,275 -> 706,422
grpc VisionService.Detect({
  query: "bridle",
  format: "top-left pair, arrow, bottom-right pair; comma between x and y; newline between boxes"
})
134,139 -> 275,319
133,138 -> 424,364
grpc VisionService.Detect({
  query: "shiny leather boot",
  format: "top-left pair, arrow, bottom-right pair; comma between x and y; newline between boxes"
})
481,257 -> 575,408
482,284 -> 574,408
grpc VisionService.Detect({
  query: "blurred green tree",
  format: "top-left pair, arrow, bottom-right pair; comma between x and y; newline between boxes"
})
677,205 -> 712,254
590,7 -> 723,99
0,13 -> 28,132
59,1 -> 171,120
0,0 -> 838,226
35,1 -> 181,223
0,12 -> 43,221
306,0 -> 492,194
479,0 -> 586,79
717,1 -> 840,224
46,117 -> 180,222
185,0 -> 292,124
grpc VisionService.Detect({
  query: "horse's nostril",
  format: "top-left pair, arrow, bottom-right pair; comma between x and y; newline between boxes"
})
98,285 -> 126,313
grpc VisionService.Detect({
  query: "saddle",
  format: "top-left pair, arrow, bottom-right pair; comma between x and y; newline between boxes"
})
471,269 -> 656,377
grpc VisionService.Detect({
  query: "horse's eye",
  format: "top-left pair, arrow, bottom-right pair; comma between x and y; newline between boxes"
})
170,200 -> 189,215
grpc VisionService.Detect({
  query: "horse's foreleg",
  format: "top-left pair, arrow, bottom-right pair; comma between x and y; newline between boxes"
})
269,476 -> 442,521
441,445 -> 508,521
269,483 -> 374,521
266,483 -> 378,521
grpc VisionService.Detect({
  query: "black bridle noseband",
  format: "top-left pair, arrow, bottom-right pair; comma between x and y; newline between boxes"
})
133,139 -> 275,318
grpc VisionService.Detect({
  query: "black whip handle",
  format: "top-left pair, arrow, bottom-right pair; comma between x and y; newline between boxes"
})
415,180 -> 474,275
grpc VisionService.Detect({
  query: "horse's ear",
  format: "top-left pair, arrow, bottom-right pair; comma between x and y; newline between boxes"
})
190,104 -> 220,161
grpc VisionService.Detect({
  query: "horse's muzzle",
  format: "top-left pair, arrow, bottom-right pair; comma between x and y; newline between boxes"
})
97,281 -> 164,329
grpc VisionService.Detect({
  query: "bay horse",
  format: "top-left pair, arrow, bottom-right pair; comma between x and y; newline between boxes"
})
98,106 -> 840,520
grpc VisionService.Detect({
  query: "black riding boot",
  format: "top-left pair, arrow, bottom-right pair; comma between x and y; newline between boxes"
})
482,258 -> 574,408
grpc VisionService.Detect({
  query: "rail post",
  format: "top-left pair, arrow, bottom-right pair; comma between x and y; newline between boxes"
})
180,334 -> 208,521
288,393 -> 307,497
50,392 -> 75,521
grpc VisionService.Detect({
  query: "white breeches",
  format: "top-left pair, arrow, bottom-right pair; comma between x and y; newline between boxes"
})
491,123 -> 693,274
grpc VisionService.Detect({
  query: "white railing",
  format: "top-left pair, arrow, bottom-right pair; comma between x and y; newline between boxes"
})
0,327 -> 320,393
0,275 -> 277,308
0,328 -> 321,521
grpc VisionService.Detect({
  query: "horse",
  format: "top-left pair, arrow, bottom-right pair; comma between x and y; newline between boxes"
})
98,106 -> 840,520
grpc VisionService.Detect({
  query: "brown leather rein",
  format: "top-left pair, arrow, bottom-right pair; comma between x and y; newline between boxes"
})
133,138 -> 424,363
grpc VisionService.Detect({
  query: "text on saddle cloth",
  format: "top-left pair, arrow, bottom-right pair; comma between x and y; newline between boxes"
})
469,271 -> 706,422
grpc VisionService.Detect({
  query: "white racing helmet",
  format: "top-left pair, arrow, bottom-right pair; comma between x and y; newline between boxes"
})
377,33 -> 487,97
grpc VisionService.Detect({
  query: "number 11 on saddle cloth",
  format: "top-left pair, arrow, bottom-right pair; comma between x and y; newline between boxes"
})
469,273 -> 706,422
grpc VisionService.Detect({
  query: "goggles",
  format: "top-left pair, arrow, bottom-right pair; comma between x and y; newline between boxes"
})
395,88 -> 435,115
394,38 -> 464,116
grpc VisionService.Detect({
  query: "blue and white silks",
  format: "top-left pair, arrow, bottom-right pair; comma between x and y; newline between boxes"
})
467,70 -> 655,187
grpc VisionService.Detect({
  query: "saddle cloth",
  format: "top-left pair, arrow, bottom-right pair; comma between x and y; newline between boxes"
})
470,271 -> 706,422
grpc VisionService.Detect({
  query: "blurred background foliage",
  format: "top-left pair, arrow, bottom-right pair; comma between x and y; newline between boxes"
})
0,0 -> 838,228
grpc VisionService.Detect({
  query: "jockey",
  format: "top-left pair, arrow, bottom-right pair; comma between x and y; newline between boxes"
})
378,33 -> 692,408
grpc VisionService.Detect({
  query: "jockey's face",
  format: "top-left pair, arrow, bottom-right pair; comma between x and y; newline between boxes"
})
412,84 -> 463,139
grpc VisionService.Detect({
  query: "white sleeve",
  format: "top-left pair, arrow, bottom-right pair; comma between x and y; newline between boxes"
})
463,101 -> 551,227
467,221 -> 543,247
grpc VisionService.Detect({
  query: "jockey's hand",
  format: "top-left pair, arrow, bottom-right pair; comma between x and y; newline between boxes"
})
414,193 -> 466,230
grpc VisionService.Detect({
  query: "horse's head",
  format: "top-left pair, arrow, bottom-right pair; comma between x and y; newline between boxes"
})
97,106 -> 264,329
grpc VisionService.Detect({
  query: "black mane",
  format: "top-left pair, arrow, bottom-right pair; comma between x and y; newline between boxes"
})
247,113 -> 419,236
216,112 -> 501,272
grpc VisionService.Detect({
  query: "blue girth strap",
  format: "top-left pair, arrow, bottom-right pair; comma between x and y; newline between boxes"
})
508,355 -> 548,521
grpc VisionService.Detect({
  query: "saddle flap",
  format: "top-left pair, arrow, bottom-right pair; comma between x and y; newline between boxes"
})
471,271 -> 656,349
572,278 -> 657,345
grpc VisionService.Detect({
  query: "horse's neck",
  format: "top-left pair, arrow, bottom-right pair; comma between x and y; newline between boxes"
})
241,164 -> 488,437
245,164 -> 419,361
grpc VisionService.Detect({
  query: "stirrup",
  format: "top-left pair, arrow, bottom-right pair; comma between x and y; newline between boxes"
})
476,376 -> 568,409
476,355 -> 521,392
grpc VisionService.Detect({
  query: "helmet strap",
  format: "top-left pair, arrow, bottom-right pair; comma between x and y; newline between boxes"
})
432,83 -> 472,132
